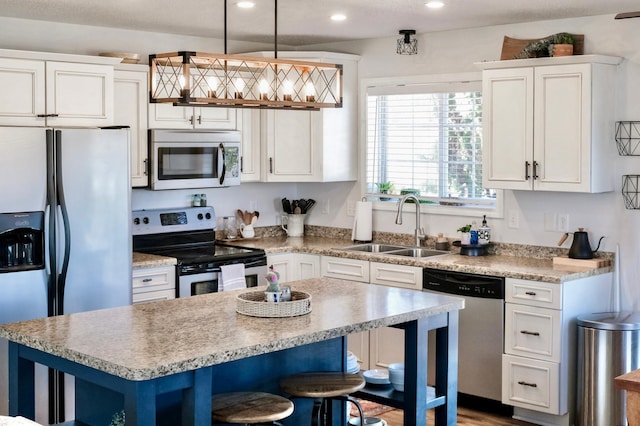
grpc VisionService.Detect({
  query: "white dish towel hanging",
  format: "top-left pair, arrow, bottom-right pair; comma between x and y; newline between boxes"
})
220,263 -> 246,291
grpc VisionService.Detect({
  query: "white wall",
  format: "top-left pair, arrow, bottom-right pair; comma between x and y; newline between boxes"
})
3,14 -> 639,308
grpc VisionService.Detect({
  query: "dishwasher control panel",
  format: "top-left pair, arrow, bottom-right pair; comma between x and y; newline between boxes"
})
423,268 -> 505,299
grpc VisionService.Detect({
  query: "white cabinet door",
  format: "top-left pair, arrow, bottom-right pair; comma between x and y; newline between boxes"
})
369,326 -> 405,369
264,109 -> 320,182
0,58 -> 46,126
482,67 -> 534,190
132,265 -> 176,304
238,109 -> 261,182
45,61 -> 114,127
296,253 -> 320,280
267,254 -> 294,283
148,103 -> 236,129
114,68 -> 148,187
533,64 -> 591,192
369,262 -> 422,290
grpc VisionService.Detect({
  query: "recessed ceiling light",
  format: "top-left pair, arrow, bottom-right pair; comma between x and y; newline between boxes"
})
425,1 -> 444,9
237,1 -> 255,9
331,14 -> 347,22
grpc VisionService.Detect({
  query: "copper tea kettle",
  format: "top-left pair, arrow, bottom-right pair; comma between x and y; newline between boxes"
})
557,228 -> 604,259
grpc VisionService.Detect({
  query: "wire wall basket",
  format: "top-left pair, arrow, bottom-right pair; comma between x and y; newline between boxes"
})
622,175 -> 640,209
615,121 -> 640,156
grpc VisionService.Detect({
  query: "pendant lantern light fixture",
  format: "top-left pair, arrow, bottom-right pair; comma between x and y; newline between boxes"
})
149,0 -> 343,110
397,29 -> 418,55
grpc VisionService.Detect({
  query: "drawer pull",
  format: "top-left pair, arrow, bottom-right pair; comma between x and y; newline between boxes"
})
525,291 -> 537,296
142,278 -> 153,282
518,381 -> 538,388
520,330 -> 540,336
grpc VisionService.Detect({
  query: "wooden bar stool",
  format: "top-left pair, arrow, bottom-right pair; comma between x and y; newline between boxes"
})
279,372 -> 366,426
211,391 -> 294,426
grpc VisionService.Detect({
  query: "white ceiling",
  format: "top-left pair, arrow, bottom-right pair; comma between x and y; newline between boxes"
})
0,0 -> 638,46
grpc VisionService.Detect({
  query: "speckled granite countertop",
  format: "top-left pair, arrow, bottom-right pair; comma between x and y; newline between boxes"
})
132,252 -> 177,269
221,236 -> 613,284
0,278 -> 463,381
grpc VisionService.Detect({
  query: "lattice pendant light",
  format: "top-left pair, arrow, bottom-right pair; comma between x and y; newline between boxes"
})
397,29 -> 418,55
149,0 -> 343,110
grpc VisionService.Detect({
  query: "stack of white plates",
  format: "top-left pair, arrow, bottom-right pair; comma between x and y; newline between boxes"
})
347,351 -> 360,373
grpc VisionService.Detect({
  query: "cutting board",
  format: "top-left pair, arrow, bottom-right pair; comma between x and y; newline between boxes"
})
553,256 -> 611,269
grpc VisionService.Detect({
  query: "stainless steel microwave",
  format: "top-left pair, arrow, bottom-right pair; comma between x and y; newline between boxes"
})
149,129 -> 241,190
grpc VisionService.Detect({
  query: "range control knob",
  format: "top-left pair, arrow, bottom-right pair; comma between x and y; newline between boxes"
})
133,217 -> 140,225
143,217 -> 149,224
205,212 -> 212,220
197,213 -> 204,220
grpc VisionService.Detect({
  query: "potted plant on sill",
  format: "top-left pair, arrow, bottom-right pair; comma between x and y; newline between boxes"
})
376,182 -> 394,201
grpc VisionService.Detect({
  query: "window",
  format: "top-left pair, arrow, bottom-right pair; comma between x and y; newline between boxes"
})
365,76 -> 497,210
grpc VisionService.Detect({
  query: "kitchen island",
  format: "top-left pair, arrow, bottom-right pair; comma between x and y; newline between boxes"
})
0,278 -> 463,426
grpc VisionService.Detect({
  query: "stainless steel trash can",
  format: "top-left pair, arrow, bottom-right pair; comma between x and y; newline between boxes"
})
577,312 -> 640,426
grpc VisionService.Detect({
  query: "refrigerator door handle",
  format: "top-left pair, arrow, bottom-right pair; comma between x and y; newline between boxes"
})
55,130 -> 72,315
44,204 -> 52,275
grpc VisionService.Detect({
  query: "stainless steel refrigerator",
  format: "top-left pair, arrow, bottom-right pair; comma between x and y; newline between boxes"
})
0,127 -> 132,424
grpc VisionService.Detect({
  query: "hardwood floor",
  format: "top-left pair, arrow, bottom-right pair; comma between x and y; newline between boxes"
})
376,406 -> 536,425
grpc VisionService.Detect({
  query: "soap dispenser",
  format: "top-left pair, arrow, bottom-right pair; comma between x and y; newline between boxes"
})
479,215 -> 491,245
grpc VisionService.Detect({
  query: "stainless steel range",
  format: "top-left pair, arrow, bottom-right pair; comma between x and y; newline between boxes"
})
132,207 -> 267,298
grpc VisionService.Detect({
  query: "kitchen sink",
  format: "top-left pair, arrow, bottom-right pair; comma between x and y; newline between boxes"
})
385,248 -> 450,258
340,243 -> 407,253
339,244 -> 450,258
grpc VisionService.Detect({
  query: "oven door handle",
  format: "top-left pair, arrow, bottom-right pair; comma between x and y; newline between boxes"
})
181,265 -> 221,274
243,257 -> 267,269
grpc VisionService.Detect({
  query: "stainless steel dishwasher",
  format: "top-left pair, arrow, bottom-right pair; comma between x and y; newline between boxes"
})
423,268 -> 505,403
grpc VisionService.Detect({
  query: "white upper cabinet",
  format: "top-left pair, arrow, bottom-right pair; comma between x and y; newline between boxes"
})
148,103 -> 237,129
114,65 -> 149,187
0,53 -> 116,127
479,55 -> 620,193
0,58 -> 46,126
240,51 -> 359,183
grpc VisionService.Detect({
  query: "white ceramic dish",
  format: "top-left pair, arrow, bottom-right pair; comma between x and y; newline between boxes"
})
362,369 -> 390,385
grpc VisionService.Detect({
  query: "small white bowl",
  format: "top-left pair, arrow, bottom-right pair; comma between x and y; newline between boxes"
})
362,369 -> 390,385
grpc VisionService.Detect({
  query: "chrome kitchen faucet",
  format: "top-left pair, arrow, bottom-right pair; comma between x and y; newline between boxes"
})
395,194 -> 425,247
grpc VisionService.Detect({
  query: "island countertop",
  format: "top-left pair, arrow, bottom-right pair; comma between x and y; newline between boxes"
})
0,278 -> 463,381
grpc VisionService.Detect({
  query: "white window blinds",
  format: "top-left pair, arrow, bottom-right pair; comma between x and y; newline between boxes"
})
366,80 -> 495,206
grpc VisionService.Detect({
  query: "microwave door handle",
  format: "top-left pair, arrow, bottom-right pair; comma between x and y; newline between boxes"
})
218,143 -> 226,185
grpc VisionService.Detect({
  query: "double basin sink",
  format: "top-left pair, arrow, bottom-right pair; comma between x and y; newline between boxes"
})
338,243 -> 449,258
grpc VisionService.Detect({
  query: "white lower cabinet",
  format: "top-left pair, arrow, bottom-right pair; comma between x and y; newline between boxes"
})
321,256 -> 421,371
132,265 -> 176,304
503,275 -> 612,426
267,253 -> 320,284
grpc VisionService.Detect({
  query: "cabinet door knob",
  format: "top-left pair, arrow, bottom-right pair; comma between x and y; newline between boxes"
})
142,278 -> 153,283
36,114 -> 59,118
533,161 -> 539,179
525,291 -> 537,296
520,330 -> 540,336
518,381 -> 538,388
525,161 -> 530,180
269,157 -> 273,173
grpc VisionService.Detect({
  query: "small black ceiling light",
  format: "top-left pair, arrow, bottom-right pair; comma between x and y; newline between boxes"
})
397,30 -> 418,55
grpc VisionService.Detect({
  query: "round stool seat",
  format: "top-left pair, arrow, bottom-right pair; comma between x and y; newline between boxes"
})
280,372 -> 366,398
211,391 -> 294,424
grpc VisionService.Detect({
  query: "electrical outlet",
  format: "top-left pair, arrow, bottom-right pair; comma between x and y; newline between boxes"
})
558,214 -> 569,232
322,199 -> 330,214
346,201 -> 356,217
508,210 -> 520,229
249,200 -> 258,212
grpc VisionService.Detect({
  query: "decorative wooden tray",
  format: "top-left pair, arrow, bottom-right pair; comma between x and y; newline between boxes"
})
500,34 -> 584,60
236,290 -> 312,317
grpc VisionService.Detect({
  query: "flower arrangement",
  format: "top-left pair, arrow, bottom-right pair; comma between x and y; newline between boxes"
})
109,410 -> 125,426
